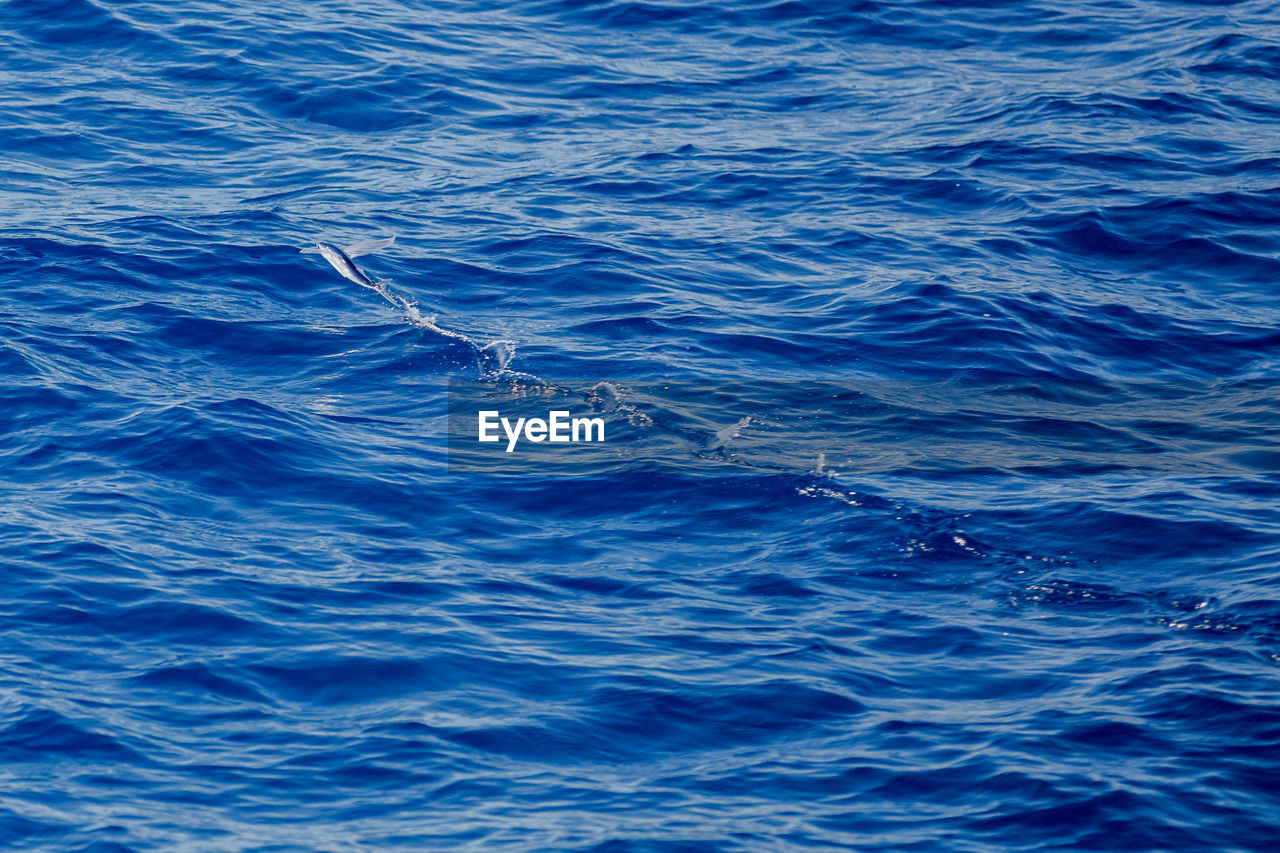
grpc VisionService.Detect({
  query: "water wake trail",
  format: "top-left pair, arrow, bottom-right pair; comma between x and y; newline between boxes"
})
305,237 -> 854,499
305,236 -> 522,378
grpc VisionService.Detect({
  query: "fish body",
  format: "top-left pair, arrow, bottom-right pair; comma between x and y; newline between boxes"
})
315,241 -> 377,290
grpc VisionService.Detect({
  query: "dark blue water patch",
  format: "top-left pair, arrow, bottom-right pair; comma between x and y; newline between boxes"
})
0,710 -> 147,765
2,0 -> 169,53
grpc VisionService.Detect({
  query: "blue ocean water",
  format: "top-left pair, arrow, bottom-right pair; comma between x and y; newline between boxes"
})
3,0 -> 1280,849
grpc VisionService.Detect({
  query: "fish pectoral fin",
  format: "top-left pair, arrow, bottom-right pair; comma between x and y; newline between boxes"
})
341,236 -> 397,257
300,236 -> 395,255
